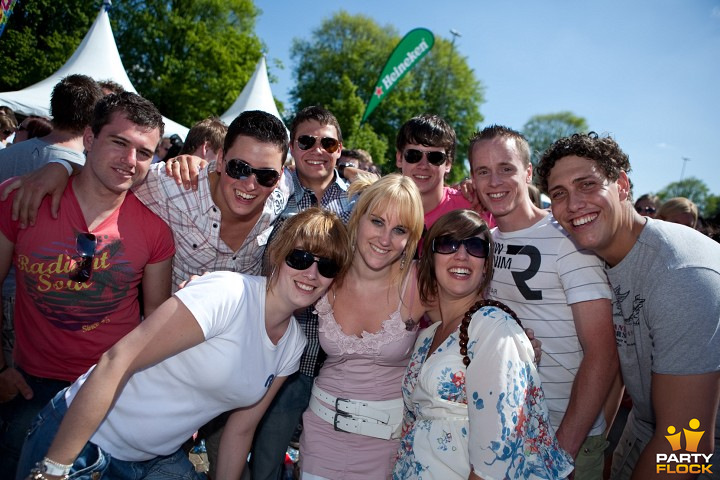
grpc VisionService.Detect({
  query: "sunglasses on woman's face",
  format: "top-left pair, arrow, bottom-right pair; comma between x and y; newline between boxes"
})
296,135 -> 340,154
224,159 -> 280,188
431,235 -> 489,259
69,232 -> 97,283
403,149 -> 447,166
285,249 -> 340,278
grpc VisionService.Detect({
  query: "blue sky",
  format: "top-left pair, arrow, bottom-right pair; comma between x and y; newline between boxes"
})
254,0 -> 720,197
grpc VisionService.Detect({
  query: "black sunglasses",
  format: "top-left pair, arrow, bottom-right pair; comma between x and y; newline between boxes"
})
635,206 -> 656,214
403,149 -> 447,166
296,135 -> 340,153
432,235 -> 489,259
225,159 -> 280,188
1,129 -> 13,136
69,233 -> 97,283
285,249 -> 340,278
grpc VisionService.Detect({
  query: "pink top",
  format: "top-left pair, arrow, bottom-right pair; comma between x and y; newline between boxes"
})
300,276 -> 419,479
419,187 -> 495,255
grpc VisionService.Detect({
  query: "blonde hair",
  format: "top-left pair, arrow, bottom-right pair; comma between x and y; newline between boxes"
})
346,174 -> 424,270
658,197 -> 698,228
267,208 -> 352,289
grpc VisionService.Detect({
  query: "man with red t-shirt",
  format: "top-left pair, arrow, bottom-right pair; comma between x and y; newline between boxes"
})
0,92 -> 175,478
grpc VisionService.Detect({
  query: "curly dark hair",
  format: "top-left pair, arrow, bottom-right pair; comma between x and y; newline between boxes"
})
536,132 -> 631,193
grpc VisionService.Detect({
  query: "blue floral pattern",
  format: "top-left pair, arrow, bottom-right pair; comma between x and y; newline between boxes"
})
393,307 -> 574,479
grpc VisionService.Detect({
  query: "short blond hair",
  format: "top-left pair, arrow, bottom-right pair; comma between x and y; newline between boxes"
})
658,197 -> 698,228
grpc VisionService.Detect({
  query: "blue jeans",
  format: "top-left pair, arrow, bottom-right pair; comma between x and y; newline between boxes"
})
249,372 -> 313,480
0,369 -> 70,480
16,389 -> 205,480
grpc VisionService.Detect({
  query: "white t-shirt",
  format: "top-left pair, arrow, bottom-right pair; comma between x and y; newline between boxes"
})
65,272 -> 307,461
489,213 -> 611,435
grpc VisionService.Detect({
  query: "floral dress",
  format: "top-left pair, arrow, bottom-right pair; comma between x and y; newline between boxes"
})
393,305 -> 573,480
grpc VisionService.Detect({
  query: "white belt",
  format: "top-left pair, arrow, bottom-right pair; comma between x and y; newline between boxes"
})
309,383 -> 403,440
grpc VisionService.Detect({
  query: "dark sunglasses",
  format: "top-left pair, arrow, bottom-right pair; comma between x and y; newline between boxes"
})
1,129 -> 13,135
296,135 -> 340,153
432,235 -> 489,259
285,249 -> 341,278
225,159 -> 280,188
403,149 -> 447,166
635,206 -> 656,214
69,233 -> 97,283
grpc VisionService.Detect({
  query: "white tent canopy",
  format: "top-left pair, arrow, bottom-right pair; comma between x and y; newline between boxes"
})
220,56 -> 283,126
0,2 -> 189,139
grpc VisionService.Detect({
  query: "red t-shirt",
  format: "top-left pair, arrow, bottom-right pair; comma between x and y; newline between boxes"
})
0,178 -> 175,381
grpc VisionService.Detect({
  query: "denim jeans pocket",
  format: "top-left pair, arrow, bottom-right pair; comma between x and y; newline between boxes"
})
69,443 -> 109,479
25,389 -> 68,437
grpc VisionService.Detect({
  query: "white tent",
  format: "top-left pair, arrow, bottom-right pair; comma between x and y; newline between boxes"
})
220,56 -> 283,125
0,2 -> 189,139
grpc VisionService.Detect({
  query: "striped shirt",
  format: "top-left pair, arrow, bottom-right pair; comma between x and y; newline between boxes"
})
133,162 -> 292,291
488,213 -> 611,435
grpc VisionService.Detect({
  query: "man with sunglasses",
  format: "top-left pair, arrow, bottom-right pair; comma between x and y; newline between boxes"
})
469,125 -> 618,480
0,92 -> 175,478
395,114 -> 492,235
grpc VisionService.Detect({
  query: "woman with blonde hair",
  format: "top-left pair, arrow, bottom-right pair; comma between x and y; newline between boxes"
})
658,196 -> 698,228
299,173 -> 427,480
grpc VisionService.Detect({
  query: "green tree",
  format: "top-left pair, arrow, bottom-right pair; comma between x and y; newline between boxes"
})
1,0 -> 264,126
0,0 -> 97,89
522,111 -> 589,165
110,0 -> 263,125
289,11 -> 484,182
657,176 -> 717,217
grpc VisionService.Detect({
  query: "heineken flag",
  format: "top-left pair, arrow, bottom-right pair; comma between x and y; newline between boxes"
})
0,0 -> 18,38
361,28 -> 435,124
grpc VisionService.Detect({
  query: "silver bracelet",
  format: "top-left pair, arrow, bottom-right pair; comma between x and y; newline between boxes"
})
42,457 -> 72,476
28,467 -> 69,480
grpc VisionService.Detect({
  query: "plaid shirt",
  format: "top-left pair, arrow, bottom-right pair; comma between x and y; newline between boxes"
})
267,168 -> 354,377
133,162 -> 292,290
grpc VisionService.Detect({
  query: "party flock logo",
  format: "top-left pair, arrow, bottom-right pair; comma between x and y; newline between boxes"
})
656,418 -> 713,474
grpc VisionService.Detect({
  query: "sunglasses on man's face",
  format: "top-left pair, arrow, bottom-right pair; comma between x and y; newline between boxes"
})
432,235 -> 489,259
296,135 -> 340,154
225,159 -> 280,188
285,249 -> 340,278
635,206 -> 656,214
403,149 -> 447,166
69,232 -> 97,283
1,129 -> 13,136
